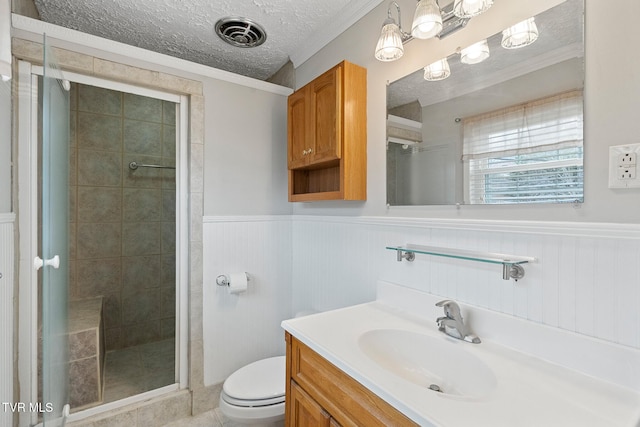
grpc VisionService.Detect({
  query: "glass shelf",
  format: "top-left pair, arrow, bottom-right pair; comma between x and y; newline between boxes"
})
386,244 -> 536,280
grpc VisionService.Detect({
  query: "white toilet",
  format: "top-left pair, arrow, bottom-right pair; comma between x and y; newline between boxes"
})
219,355 -> 286,426
219,312 -> 316,426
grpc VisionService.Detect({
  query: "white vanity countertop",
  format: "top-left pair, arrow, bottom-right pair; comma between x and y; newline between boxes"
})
282,293 -> 640,426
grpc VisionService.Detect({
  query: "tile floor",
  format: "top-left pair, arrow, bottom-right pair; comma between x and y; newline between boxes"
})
103,338 -> 176,403
162,409 -> 221,427
76,338 -> 284,426
163,408 -> 283,427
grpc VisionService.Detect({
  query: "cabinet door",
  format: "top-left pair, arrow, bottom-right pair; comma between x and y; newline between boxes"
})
290,336 -> 418,426
288,88 -> 310,169
290,381 -> 331,427
309,65 -> 341,165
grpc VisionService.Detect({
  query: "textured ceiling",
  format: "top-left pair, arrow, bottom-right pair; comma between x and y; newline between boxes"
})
33,0 -> 378,81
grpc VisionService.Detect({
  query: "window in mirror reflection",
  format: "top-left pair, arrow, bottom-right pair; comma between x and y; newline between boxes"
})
463,91 -> 583,204
385,0 -> 584,206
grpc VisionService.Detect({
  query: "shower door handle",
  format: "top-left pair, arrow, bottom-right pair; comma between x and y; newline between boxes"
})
34,255 -> 60,271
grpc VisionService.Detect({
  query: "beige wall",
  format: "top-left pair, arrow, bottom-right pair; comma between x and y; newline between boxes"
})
293,0 -> 640,223
202,81 -> 289,216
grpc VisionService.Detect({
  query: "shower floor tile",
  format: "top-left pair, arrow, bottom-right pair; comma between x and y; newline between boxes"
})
103,338 -> 175,404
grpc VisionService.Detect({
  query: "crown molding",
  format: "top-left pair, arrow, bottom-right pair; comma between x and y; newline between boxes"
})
11,14 -> 294,97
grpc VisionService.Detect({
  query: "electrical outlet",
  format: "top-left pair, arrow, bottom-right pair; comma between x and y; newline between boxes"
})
617,166 -> 636,180
609,143 -> 640,188
619,152 -> 637,165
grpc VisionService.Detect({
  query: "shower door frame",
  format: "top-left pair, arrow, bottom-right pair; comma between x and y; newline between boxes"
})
17,59 -> 191,426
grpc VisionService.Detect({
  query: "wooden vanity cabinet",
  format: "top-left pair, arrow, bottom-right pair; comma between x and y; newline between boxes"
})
290,382 -> 332,427
285,333 -> 418,427
287,60 -> 367,202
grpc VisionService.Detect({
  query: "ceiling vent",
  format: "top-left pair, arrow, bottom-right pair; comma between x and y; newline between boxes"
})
215,17 -> 267,48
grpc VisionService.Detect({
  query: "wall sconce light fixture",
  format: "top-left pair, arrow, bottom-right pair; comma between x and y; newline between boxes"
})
375,0 -> 493,62
423,15 -> 539,82
379,0 -> 540,82
375,1 -> 412,62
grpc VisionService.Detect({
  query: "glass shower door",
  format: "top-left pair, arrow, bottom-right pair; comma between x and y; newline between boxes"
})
40,34 -> 70,426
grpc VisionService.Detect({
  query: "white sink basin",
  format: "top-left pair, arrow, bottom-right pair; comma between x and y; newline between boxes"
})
358,329 -> 497,399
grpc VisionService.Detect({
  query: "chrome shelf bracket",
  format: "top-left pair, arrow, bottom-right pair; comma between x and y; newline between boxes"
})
503,263 -> 525,281
396,249 -> 415,262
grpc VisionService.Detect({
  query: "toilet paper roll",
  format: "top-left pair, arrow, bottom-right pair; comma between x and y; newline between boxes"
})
227,272 -> 248,294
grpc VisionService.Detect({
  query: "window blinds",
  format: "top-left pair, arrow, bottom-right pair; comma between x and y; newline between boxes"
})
463,90 -> 583,204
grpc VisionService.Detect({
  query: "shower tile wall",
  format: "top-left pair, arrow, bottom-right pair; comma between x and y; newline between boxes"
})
69,83 -> 176,351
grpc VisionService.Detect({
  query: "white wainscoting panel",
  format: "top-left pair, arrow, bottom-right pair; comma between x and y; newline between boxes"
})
291,216 -> 640,350
0,215 -> 14,427
202,214 -> 640,386
202,216 -> 292,386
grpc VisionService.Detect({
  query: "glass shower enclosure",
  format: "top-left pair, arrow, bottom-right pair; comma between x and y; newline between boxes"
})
39,34 -> 71,426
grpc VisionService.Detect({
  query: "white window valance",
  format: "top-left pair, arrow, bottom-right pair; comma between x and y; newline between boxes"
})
462,90 -> 583,161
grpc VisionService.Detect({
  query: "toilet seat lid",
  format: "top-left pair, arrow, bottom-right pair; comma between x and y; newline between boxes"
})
223,356 -> 286,401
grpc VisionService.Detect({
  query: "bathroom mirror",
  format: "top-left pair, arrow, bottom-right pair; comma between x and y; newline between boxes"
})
387,0 -> 584,206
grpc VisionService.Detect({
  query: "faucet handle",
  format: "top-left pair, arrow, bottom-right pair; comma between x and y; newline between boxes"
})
435,300 -> 481,344
435,300 -> 462,320
435,299 -> 454,307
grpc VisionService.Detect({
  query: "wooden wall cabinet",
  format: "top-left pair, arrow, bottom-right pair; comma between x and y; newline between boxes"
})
285,333 -> 418,427
287,61 -> 367,202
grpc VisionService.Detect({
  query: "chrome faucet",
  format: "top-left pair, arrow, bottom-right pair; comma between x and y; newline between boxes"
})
436,300 -> 481,344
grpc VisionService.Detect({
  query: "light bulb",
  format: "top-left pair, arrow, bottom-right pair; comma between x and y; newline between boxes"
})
460,39 -> 490,64
502,17 -> 539,49
424,58 -> 451,81
453,0 -> 493,18
412,0 -> 443,39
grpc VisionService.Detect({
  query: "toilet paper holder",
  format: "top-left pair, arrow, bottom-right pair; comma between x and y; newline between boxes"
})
216,273 -> 250,287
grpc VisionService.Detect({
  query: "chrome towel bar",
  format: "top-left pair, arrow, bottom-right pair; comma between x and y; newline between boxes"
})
129,161 -> 175,170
